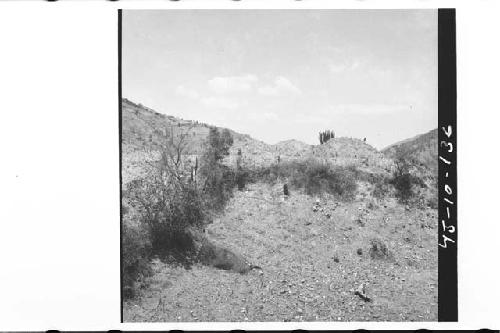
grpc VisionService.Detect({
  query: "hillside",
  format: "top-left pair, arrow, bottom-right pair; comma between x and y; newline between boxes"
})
314,138 -> 393,173
124,182 -> 437,322
122,99 -> 392,179
382,128 -> 438,176
121,98 -> 438,322
122,98 -> 216,155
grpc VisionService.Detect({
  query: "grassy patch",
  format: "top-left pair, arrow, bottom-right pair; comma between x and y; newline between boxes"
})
248,159 -> 358,200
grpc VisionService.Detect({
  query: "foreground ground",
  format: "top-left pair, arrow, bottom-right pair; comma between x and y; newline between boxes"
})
123,182 -> 437,322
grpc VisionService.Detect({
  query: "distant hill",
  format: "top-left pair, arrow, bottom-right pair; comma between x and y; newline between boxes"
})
382,128 -> 438,176
122,98 -> 220,155
313,137 -> 393,173
122,98 -> 425,182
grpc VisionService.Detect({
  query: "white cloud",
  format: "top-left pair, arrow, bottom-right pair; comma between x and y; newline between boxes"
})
175,85 -> 199,99
257,76 -> 301,96
208,74 -> 258,94
201,96 -> 240,110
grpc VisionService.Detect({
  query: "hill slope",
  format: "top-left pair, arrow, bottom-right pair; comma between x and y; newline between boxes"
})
122,98 -> 392,178
121,99 -> 438,321
382,129 -> 438,176
124,182 -> 437,322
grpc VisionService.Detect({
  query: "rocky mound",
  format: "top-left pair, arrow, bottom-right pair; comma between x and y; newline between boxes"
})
312,138 -> 393,174
123,98 -> 429,182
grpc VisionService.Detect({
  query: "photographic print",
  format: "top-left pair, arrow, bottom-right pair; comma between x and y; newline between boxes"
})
120,9 -> 442,322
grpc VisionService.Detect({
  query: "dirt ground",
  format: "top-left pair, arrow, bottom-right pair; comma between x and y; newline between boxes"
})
123,182 -> 437,322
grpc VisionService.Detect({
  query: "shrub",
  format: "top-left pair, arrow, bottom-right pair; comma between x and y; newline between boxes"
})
126,176 -> 206,255
235,166 -> 248,191
122,222 -> 152,299
391,157 -> 421,203
293,162 -> 357,199
426,184 -> 438,209
122,127 -> 238,297
200,163 -> 235,210
392,172 -> 413,203
250,159 -> 357,200
371,176 -> 391,199
199,127 -> 235,210
369,238 -> 392,260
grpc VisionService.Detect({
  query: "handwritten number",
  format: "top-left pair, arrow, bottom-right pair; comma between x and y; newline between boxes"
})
439,126 -> 455,250
441,220 -> 456,233
439,156 -> 451,165
439,234 -> 456,248
445,184 -> 452,195
442,125 -> 452,138
440,141 -> 453,152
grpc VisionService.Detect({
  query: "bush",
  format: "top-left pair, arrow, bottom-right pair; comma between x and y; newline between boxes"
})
200,163 -> 235,211
126,176 -> 206,255
369,238 -> 392,260
251,159 -> 358,200
235,166 -> 248,191
390,157 -> 425,204
392,172 -> 414,203
199,127 -> 235,210
426,183 -> 438,209
371,176 -> 391,199
122,127 -> 238,298
122,222 -> 152,299
299,164 -> 357,199
293,162 -> 357,200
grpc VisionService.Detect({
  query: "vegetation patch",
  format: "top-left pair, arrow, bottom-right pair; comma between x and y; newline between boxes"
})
369,238 -> 392,260
122,127 -> 237,299
122,222 -> 152,299
390,157 -> 426,204
249,159 -> 358,200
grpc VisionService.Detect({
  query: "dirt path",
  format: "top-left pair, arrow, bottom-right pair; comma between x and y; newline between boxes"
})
123,182 -> 437,322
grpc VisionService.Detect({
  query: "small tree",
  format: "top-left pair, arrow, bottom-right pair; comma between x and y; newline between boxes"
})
391,157 -> 415,203
199,127 -> 235,209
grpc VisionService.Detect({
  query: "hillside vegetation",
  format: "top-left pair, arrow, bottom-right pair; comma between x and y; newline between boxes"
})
382,128 -> 438,176
121,98 -> 438,322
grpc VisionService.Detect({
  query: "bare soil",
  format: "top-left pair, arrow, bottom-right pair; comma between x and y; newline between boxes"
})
123,182 -> 437,322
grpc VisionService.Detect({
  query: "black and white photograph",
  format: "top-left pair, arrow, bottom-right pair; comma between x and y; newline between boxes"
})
4,0 -> 500,330
121,9 -> 441,322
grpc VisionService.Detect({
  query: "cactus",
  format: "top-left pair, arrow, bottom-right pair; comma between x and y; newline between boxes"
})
319,130 -> 335,144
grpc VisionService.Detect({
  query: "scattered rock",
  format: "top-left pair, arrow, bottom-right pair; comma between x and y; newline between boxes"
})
354,283 -> 371,302
355,217 -> 365,227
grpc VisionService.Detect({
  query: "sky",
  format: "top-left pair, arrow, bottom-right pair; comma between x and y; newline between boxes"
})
122,10 -> 437,149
